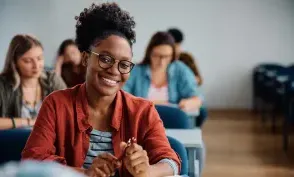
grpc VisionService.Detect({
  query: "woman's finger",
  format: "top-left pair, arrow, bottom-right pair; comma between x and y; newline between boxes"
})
133,162 -> 149,174
129,150 -> 147,161
94,153 -> 120,167
130,156 -> 147,168
125,143 -> 142,156
102,163 -> 112,176
100,153 -> 119,162
94,167 -> 107,177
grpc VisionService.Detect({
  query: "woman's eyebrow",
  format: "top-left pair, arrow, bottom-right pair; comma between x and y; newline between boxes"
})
95,50 -> 114,57
99,50 -> 132,61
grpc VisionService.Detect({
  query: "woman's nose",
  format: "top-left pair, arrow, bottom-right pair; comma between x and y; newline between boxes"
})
32,59 -> 38,68
107,62 -> 121,75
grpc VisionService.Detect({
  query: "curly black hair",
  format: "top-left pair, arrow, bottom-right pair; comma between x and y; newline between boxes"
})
167,28 -> 184,44
75,3 -> 136,52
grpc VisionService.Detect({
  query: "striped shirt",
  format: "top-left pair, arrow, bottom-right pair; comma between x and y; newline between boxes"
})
83,129 -> 178,175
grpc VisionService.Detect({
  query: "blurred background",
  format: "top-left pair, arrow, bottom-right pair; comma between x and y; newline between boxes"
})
1,0 -> 293,109
0,0 -> 294,177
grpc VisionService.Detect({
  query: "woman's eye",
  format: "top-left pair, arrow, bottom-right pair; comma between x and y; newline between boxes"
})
99,55 -> 113,63
120,62 -> 130,69
23,59 -> 32,63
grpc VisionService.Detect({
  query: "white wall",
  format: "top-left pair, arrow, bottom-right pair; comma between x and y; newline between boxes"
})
0,0 -> 294,109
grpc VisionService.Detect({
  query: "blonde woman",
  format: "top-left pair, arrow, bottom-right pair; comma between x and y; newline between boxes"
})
0,34 -> 66,130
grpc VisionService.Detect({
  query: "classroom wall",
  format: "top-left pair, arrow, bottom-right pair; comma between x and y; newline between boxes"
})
0,0 -> 294,109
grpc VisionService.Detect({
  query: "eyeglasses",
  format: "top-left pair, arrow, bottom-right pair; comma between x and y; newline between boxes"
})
151,53 -> 172,60
90,51 -> 135,74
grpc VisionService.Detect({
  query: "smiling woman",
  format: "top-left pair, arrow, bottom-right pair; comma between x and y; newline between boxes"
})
85,35 -> 134,97
0,34 -> 66,130
22,3 -> 180,177
123,32 -> 202,112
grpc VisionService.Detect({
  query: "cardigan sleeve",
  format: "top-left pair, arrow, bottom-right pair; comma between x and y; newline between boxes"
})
140,103 -> 181,173
22,95 -> 66,164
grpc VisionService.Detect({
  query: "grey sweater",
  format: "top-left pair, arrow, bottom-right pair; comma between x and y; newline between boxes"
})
0,71 -> 66,117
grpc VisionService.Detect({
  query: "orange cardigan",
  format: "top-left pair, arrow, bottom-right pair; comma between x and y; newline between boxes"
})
22,84 -> 180,176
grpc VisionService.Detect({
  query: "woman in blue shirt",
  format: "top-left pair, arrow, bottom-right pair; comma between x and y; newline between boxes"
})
123,31 -> 202,112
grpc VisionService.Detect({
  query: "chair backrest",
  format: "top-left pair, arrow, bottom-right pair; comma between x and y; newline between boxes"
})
155,105 -> 190,129
254,64 -> 285,82
0,128 -> 32,165
167,136 -> 188,175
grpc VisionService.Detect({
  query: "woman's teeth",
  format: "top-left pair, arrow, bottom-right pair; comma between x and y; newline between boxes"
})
102,77 -> 118,85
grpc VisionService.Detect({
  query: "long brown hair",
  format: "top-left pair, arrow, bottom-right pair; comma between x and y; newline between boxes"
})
141,31 -> 176,65
1,34 -> 43,90
179,52 -> 203,85
57,39 -> 76,56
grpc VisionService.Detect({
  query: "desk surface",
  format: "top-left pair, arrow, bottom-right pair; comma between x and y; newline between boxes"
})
186,110 -> 199,117
166,128 -> 202,148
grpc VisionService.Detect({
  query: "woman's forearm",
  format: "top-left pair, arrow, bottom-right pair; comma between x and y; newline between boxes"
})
188,96 -> 202,108
147,162 -> 174,177
54,62 -> 62,76
0,118 -> 32,130
55,56 -> 64,76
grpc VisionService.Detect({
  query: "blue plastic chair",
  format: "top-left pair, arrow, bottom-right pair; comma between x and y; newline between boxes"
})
155,105 -> 191,129
0,128 -> 32,165
283,79 -> 294,151
196,106 -> 208,127
252,63 -> 285,113
254,64 -> 286,126
261,66 -> 293,131
167,136 -> 188,175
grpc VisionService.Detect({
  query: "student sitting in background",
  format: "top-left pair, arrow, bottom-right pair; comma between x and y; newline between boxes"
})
168,28 -> 207,127
179,52 -> 203,86
167,28 -> 203,86
55,39 -> 86,87
22,3 -> 180,177
123,31 -> 202,112
0,34 -> 66,130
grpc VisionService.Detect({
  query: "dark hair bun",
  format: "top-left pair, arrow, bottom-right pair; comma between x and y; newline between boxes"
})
75,3 -> 136,52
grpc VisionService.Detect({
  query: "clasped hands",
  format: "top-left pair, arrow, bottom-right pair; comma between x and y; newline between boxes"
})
85,139 -> 150,177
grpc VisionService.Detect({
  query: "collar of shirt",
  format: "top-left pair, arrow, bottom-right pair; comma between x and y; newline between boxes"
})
75,83 -> 124,133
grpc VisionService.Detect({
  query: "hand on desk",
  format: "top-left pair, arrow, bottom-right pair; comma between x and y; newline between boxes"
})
120,141 -> 150,177
85,153 -> 121,177
29,118 -> 36,126
179,97 -> 201,112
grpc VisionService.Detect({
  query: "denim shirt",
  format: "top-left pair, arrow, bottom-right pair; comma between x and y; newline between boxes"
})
123,60 -> 201,104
